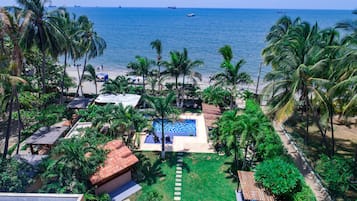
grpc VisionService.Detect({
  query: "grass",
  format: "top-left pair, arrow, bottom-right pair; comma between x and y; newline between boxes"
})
182,153 -> 236,201
129,152 -> 236,201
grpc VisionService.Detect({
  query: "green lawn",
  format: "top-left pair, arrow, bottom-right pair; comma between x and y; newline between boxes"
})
129,152 -> 236,201
182,153 -> 236,201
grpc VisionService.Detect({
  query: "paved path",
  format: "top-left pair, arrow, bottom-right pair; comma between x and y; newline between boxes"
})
273,122 -> 331,201
174,152 -> 184,201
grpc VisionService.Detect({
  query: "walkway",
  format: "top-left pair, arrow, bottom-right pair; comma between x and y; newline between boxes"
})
273,122 -> 331,201
174,152 -> 184,201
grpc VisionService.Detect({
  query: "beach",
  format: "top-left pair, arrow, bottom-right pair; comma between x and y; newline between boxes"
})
66,66 -> 263,95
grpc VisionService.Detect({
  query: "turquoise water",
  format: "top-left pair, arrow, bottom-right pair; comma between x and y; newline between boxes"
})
64,8 -> 353,79
145,119 -> 196,144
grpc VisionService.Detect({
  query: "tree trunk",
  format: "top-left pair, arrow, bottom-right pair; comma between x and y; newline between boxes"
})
304,92 -> 309,145
76,52 -> 88,96
243,144 -> 248,170
181,74 -> 186,108
60,51 -> 67,104
142,74 -> 145,95
160,116 -> 165,159
158,63 -> 161,93
3,87 -> 15,159
330,104 -> 335,156
41,51 -> 46,94
15,88 -> 22,155
175,76 -> 179,107
95,81 -> 98,95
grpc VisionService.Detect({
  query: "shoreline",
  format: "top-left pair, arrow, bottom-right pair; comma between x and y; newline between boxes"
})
66,67 -> 265,95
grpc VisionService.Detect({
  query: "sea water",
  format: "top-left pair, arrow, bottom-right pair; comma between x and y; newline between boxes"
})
64,7 -> 354,79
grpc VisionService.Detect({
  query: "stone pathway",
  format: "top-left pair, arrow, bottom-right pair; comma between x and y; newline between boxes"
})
273,122 -> 331,201
174,152 -> 183,201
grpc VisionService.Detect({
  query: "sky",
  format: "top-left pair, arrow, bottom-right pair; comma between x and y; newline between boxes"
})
0,0 -> 356,10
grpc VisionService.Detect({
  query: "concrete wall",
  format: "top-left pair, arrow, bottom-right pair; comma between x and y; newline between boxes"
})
95,171 -> 132,195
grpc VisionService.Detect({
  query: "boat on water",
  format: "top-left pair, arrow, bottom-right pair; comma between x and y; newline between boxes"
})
168,6 -> 176,9
187,13 -> 195,17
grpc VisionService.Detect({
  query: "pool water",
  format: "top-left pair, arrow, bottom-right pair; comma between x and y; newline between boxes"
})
145,119 -> 196,144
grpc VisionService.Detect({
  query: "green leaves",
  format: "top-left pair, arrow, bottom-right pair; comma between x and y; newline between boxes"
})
255,157 -> 302,197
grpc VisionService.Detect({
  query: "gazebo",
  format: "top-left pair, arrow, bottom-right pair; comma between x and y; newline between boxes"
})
67,97 -> 93,109
25,122 -> 69,154
237,171 -> 274,201
94,94 -> 141,107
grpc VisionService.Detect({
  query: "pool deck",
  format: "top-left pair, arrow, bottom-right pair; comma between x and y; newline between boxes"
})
139,112 -> 215,153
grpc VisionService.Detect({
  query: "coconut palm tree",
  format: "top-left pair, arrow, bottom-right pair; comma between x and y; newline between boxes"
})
75,15 -> 106,96
145,93 -> 178,159
211,45 -> 252,109
53,8 -> 81,103
82,64 -> 97,94
101,75 -> 129,94
127,56 -> 154,95
262,18 -> 325,144
0,7 -> 29,158
17,0 -> 65,94
162,50 -> 186,106
150,39 -> 163,92
179,48 -> 203,107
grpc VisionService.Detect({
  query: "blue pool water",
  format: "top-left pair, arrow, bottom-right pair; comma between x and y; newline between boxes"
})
145,119 -> 196,144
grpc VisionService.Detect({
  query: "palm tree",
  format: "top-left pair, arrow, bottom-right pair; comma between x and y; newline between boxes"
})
145,93 -> 178,159
54,8 -> 80,103
162,49 -> 186,107
0,7 -> 29,158
82,64 -> 97,94
17,0 -> 65,94
179,48 -> 203,107
211,45 -> 252,109
215,109 -> 241,170
262,18 -> 325,144
127,56 -> 154,95
150,39 -> 163,92
101,75 -> 129,94
75,15 -> 106,96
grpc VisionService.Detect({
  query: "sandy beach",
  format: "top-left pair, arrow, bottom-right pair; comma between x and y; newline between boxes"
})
66,66 -> 263,95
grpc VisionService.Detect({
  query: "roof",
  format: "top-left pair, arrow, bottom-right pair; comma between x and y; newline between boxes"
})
0,193 -> 83,201
202,103 -> 222,128
90,140 -> 139,185
94,94 -> 141,107
67,97 -> 93,109
65,122 -> 92,139
25,122 -> 69,145
237,171 -> 275,201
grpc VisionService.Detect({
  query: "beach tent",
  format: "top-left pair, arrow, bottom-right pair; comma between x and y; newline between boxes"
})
94,94 -> 141,107
96,72 -> 109,82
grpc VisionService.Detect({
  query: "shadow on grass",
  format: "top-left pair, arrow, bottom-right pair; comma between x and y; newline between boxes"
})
165,152 -> 191,173
133,152 -> 165,185
132,151 -> 191,186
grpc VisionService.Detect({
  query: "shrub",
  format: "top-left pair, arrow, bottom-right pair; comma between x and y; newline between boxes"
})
316,154 -> 353,197
255,157 -> 302,198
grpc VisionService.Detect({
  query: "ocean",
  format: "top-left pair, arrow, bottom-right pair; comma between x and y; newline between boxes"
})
64,7 -> 354,79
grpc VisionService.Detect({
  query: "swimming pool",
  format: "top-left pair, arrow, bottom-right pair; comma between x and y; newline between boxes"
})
145,119 -> 196,144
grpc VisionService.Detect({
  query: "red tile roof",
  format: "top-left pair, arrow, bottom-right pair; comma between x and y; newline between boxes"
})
90,140 -> 139,185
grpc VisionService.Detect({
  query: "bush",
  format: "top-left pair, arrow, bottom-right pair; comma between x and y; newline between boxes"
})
255,157 -> 302,198
142,190 -> 163,201
202,86 -> 231,107
0,158 -> 34,192
316,154 -> 353,197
